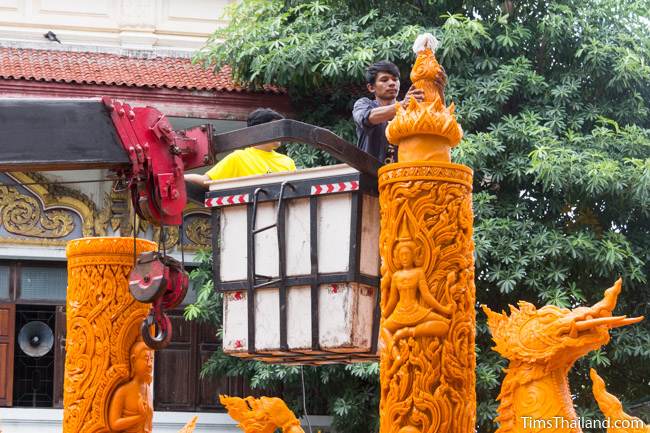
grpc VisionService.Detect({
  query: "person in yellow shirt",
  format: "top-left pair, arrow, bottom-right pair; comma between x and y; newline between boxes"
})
184,108 -> 296,185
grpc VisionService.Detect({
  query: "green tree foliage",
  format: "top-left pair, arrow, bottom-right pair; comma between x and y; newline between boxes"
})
189,1 -> 650,431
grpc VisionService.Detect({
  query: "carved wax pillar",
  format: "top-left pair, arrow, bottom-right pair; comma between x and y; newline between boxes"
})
378,34 -> 475,433
64,237 -> 156,433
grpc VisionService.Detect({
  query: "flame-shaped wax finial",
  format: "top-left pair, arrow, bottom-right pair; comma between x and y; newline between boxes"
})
386,34 -> 463,163
412,33 -> 439,54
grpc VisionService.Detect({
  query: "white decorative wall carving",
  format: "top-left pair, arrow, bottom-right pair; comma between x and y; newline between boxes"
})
0,0 -> 231,50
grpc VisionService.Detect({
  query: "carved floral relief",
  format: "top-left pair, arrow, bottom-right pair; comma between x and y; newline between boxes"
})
63,237 -> 156,433
0,172 -> 95,244
0,173 -> 211,250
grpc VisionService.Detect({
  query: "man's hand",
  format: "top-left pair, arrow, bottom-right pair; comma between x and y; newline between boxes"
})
401,85 -> 425,108
184,173 -> 210,187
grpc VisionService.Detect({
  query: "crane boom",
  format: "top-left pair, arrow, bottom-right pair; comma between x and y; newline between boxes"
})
0,98 -> 130,172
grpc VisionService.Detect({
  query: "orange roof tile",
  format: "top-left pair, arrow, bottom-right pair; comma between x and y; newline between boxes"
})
0,47 -> 281,94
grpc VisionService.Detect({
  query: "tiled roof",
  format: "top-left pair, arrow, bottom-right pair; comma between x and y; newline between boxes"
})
0,47 -> 281,94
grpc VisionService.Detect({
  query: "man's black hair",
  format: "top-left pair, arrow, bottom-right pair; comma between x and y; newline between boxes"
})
247,108 -> 285,127
365,60 -> 400,85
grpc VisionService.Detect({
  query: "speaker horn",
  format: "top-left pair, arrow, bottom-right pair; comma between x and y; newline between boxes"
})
17,321 -> 54,358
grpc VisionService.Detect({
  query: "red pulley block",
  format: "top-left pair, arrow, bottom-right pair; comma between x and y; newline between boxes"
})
162,263 -> 189,310
129,251 -> 167,303
128,251 -> 189,350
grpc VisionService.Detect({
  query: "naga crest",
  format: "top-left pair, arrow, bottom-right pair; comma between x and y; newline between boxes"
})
219,395 -> 304,433
591,368 -> 649,433
482,279 -> 642,366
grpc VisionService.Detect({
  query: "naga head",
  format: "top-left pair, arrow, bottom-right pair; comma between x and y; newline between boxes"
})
482,279 -> 643,368
219,395 -> 303,433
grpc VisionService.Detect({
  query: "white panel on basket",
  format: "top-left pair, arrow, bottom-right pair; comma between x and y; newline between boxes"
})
351,284 -> 376,350
317,194 -> 351,273
360,195 -> 380,277
254,288 -> 280,351
220,206 -> 248,281
286,199 -> 311,277
254,202 -> 279,279
286,286 -> 312,349
223,290 -> 248,353
318,283 -> 354,348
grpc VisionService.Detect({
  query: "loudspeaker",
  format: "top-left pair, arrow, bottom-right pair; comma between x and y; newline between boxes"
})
18,321 -> 54,358
13,305 -> 55,407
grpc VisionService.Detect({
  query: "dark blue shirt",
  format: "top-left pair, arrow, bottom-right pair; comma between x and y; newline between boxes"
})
353,97 -> 395,164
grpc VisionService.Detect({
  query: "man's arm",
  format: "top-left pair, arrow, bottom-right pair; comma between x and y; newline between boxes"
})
367,105 -> 399,125
352,97 -> 376,132
184,173 -> 210,187
353,97 -> 396,128
362,86 -> 426,126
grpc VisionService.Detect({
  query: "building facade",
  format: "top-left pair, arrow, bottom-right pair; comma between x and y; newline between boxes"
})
0,2 -> 330,431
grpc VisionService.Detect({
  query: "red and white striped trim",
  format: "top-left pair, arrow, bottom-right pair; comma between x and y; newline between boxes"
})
204,193 -> 250,207
311,181 -> 359,195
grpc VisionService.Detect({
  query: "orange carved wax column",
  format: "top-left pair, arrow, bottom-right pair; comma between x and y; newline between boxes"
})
64,237 -> 156,433
379,34 -> 475,433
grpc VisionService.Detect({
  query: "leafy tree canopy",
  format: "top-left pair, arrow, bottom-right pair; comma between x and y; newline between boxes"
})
189,1 -> 650,431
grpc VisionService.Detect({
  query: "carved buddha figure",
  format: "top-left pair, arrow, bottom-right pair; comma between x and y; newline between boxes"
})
381,229 -> 453,352
108,341 -> 154,433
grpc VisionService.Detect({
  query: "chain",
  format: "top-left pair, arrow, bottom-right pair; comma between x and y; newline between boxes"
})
300,366 -> 313,433
132,202 -> 137,268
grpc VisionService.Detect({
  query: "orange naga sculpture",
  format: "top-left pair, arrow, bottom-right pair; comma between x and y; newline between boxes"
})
219,395 -> 304,433
591,369 -> 649,433
177,416 -> 199,433
483,279 -> 643,433
64,237 -> 156,433
379,33 -> 475,433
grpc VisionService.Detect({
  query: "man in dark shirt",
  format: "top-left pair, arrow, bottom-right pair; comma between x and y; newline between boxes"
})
353,60 -> 424,163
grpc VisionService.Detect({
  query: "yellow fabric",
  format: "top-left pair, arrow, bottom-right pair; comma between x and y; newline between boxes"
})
205,147 -> 296,180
